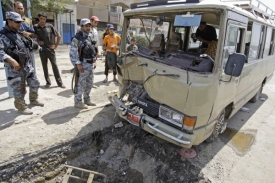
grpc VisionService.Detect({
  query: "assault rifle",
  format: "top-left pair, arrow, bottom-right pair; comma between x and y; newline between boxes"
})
17,49 -> 27,94
71,48 -> 82,94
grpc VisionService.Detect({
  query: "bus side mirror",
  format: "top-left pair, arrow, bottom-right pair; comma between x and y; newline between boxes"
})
224,53 -> 246,77
221,53 -> 246,83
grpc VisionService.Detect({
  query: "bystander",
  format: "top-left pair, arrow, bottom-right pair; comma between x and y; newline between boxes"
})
34,12 -> 65,88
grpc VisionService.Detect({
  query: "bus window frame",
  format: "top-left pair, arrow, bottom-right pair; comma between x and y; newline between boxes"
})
247,22 -> 264,62
263,26 -> 273,58
271,29 -> 275,55
222,20 -> 246,69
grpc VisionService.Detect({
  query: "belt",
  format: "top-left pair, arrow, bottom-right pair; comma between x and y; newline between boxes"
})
83,58 -> 94,64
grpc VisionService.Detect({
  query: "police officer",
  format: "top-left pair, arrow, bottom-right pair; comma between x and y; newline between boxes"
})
0,12 -> 44,115
70,18 -> 97,109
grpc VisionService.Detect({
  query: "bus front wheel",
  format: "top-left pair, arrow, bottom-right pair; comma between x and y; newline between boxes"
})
206,109 -> 227,143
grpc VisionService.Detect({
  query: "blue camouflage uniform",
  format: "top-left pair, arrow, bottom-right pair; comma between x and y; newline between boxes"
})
0,12 -> 42,113
70,29 -> 96,105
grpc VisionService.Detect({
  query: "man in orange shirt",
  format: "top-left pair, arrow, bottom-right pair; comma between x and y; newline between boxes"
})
102,24 -> 121,83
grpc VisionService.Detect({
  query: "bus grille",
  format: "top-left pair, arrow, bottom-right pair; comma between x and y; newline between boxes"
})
136,97 -> 159,117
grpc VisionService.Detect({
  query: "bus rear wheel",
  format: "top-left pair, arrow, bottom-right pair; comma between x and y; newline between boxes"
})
249,84 -> 263,103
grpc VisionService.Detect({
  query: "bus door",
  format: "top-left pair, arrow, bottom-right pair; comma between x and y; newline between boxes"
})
213,20 -> 247,117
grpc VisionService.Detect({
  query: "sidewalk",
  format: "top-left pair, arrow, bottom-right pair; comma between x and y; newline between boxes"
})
0,45 -> 117,130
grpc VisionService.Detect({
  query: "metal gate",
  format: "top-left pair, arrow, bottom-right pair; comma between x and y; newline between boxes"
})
62,23 -> 75,44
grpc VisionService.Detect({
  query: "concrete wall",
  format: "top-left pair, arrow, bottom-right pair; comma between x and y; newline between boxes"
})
77,6 -> 108,22
76,5 -> 90,20
92,8 -> 108,22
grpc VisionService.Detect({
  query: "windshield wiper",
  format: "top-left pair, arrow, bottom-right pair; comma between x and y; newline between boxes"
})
143,69 -> 158,85
137,63 -> 148,67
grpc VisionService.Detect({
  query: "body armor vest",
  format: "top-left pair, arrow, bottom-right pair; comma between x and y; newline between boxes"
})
0,28 -> 32,62
74,31 -> 96,61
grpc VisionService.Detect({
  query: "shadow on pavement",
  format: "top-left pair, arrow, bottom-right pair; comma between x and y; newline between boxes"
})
57,89 -> 73,98
0,109 -> 19,130
0,86 -> 8,95
93,80 -> 119,87
0,97 -> 11,103
0,121 -> 14,131
41,106 -> 80,125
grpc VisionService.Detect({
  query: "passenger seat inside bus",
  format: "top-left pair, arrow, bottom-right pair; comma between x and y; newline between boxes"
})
149,33 -> 165,56
165,32 -> 183,53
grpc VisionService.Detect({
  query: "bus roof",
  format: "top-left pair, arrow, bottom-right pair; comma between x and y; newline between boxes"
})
125,0 -> 275,26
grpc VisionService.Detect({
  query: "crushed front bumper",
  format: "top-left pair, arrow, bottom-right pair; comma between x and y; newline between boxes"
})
109,95 -> 195,148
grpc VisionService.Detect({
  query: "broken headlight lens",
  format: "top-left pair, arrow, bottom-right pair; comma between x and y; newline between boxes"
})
172,113 -> 183,123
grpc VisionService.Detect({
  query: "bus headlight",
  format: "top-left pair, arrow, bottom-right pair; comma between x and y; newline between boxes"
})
159,106 -> 184,128
159,105 -> 196,131
172,113 -> 183,124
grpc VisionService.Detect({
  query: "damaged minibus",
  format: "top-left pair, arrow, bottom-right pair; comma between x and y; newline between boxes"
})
109,0 -> 275,148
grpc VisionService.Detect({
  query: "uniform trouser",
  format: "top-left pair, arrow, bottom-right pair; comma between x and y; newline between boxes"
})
74,62 -> 94,104
31,52 -> 36,71
8,71 -> 40,99
39,50 -> 63,86
104,55 -> 117,76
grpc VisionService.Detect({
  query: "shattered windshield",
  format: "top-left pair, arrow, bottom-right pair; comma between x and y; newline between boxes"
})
126,18 -> 169,49
123,11 -> 220,73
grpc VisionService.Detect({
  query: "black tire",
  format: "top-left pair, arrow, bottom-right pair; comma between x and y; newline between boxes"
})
206,109 -> 226,143
249,85 -> 263,103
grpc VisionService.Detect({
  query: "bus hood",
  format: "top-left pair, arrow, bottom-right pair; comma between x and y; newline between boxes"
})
118,55 -> 217,117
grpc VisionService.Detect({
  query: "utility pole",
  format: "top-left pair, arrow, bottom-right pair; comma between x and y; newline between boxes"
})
69,10 -> 73,40
27,0 -> 31,18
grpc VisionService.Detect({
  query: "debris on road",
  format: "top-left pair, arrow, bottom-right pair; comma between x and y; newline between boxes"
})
99,149 -> 105,155
62,165 -> 107,183
240,107 -> 250,112
180,148 -> 197,159
114,122 -> 124,128
260,97 -> 266,101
